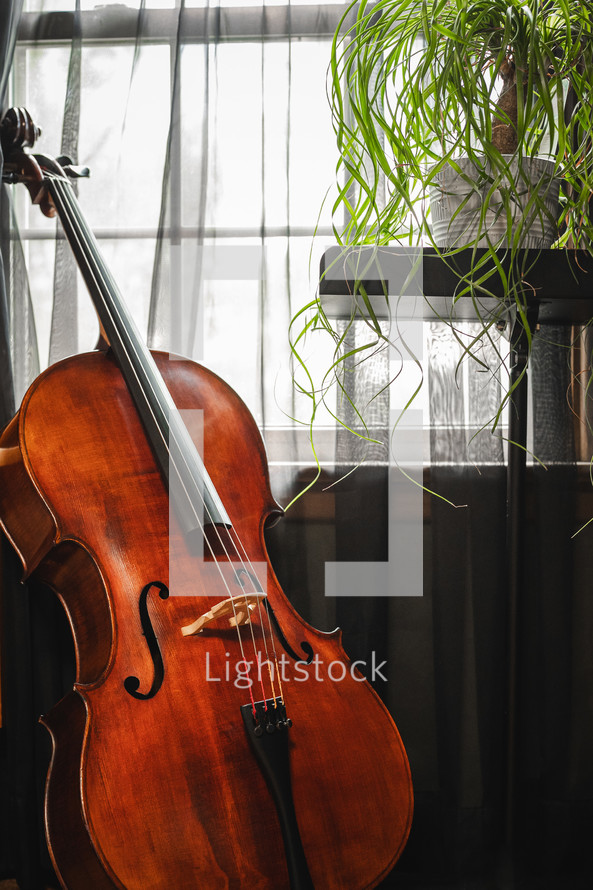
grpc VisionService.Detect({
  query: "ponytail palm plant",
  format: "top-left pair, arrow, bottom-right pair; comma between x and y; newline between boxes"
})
292,0 -> 593,447
332,0 -> 593,249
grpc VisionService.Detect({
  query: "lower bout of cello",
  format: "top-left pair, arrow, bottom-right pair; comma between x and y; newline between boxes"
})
42,693 -> 123,890
43,665 -> 412,890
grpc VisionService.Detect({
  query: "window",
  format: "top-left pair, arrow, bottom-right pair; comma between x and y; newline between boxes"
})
11,2 -> 510,473
12,2 -> 349,473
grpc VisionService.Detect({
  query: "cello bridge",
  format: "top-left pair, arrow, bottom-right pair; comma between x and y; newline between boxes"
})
181,593 -> 266,636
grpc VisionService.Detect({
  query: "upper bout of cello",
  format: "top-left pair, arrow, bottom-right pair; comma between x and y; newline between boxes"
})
0,410 -> 56,576
151,349 -> 284,530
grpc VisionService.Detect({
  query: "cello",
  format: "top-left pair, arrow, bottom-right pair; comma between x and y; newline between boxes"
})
0,108 -> 412,889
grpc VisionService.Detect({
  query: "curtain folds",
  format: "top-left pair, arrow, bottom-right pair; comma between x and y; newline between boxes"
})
0,0 -> 23,427
1,3 -> 592,889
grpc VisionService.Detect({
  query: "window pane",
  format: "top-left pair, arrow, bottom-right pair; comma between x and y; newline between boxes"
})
180,39 -> 334,231
14,43 -> 170,231
182,43 -> 264,229
77,45 -> 170,230
288,41 -> 335,228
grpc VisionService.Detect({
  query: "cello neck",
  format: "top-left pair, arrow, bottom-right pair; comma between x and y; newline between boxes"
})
44,164 -> 230,535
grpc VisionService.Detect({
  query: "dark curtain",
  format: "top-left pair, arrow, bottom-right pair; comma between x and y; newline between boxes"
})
0,0 -> 20,425
268,320 -> 593,889
1,6 -> 74,888
271,326 -> 593,890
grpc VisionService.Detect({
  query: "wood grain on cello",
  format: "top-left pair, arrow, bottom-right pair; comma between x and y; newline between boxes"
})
0,107 -> 412,890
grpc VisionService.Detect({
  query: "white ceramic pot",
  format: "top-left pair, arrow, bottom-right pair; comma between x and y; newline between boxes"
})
429,155 -> 561,249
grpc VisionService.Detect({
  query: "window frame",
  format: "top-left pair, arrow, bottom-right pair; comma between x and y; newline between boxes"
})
14,3 -> 351,246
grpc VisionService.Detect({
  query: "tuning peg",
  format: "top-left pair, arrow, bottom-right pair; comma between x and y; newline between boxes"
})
59,160 -> 91,179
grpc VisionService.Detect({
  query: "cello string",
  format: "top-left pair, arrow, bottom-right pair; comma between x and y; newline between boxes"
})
227,526 -> 286,706
50,175 -> 226,548
49,179 -> 250,629
52,174 -> 267,712
58,179 -> 282,714
50,179 -> 252,577
51,174 -> 211,523
50,171 -> 276,709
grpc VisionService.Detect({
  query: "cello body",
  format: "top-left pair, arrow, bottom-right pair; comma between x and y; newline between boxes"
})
0,347 -> 413,889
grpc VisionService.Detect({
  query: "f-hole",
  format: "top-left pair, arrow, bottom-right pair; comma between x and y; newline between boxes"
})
123,581 -> 169,700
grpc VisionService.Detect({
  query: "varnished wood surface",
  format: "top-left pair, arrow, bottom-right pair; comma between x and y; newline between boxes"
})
0,350 -> 412,890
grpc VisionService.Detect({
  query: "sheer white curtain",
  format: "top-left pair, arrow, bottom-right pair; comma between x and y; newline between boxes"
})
9,0 -> 344,502
9,1 -> 510,482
